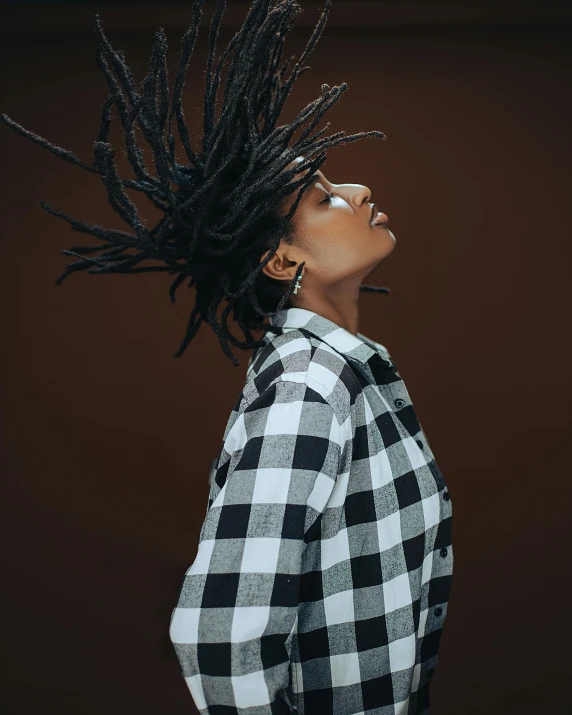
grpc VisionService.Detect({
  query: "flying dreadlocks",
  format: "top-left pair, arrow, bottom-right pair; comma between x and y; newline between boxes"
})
0,0 -> 389,367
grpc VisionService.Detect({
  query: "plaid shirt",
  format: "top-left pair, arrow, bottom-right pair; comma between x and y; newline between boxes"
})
170,307 -> 453,715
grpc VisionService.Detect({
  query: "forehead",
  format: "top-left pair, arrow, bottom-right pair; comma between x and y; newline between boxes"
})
286,156 -> 324,181
277,156 -> 325,214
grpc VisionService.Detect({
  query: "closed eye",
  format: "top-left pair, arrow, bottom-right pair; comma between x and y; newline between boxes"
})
320,192 -> 335,204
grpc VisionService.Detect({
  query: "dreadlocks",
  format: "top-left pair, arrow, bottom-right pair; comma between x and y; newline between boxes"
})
1,0 -> 389,367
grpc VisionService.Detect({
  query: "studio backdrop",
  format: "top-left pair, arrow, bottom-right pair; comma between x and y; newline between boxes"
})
1,2 -> 571,714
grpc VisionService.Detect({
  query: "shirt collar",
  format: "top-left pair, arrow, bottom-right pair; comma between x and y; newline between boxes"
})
268,307 -> 392,366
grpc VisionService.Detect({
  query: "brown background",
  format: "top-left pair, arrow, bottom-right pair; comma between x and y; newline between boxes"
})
1,2 -> 571,713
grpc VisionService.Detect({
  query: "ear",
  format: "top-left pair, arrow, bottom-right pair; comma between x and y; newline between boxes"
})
259,245 -> 298,282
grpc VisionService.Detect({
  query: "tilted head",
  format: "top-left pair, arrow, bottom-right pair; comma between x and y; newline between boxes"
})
0,0 -> 389,366
259,155 -> 396,315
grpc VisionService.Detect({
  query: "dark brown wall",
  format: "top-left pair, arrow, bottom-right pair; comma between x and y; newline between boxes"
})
1,3 -> 571,714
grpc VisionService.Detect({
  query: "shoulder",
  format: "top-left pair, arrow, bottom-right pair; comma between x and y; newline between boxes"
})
244,328 -> 363,422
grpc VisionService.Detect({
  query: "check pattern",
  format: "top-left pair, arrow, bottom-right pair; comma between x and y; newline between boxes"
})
170,308 -> 453,715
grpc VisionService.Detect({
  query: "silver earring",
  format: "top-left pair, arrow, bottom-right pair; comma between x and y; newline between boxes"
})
293,269 -> 303,295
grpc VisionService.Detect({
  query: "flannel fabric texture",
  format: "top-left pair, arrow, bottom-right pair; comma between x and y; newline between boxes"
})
170,307 -> 454,715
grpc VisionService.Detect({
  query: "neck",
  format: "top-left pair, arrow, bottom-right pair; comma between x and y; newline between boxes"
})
291,279 -> 362,335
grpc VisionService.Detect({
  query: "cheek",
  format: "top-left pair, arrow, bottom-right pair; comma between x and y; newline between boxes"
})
301,214 -> 375,274
311,239 -> 363,278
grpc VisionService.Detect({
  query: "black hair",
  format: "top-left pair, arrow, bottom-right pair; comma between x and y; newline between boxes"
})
1,0 -> 390,367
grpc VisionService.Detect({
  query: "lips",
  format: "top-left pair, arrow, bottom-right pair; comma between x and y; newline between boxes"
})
370,203 -> 389,226
373,211 -> 389,226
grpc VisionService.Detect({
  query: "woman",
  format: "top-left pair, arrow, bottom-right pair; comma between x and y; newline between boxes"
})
174,154 -> 454,715
1,1 -> 453,713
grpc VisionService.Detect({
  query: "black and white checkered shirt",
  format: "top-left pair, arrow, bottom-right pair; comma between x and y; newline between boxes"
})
170,307 -> 453,715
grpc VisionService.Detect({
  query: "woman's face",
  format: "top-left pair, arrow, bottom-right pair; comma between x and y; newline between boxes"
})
260,156 -> 396,290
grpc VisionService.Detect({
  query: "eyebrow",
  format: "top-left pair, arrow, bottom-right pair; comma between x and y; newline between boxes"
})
307,173 -> 327,194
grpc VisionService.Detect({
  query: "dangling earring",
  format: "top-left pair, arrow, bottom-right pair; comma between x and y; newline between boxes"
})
293,268 -> 304,295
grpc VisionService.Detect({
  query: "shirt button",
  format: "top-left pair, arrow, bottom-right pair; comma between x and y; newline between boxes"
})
434,607 -> 443,617
440,547 -> 448,558
443,491 -> 450,501
416,439 -> 423,450
395,398 -> 405,408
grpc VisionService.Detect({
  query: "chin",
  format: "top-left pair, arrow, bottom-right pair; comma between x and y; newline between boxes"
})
374,229 -> 395,262
383,227 -> 396,250
375,224 -> 396,243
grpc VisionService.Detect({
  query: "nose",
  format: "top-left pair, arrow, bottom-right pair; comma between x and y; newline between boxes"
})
348,183 -> 371,207
332,182 -> 371,207
358,185 -> 371,206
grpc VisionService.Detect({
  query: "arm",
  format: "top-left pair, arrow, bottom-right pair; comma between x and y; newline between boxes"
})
169,379 -> 347,713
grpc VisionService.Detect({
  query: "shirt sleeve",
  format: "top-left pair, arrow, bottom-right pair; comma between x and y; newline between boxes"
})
169,379 -> 348,714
